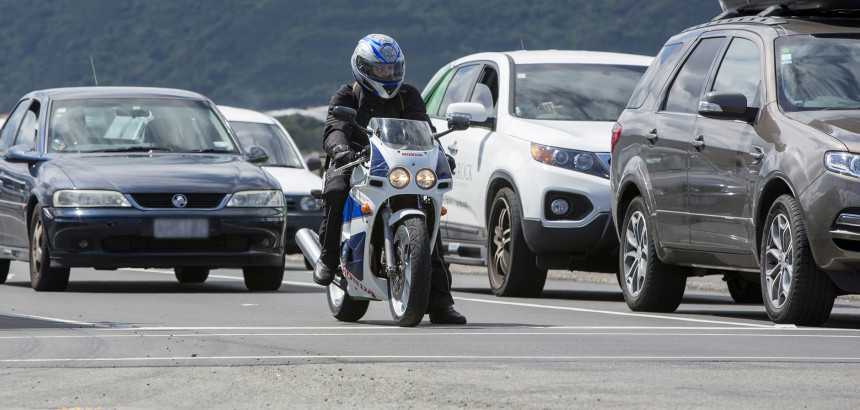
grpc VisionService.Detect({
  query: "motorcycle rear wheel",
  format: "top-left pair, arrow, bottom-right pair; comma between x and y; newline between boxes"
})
388,215 -> 432,327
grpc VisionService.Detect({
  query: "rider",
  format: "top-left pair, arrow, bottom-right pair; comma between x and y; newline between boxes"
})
313,33 -> 466,325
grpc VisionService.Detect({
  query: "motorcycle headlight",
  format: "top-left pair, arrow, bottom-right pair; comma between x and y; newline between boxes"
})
299,195 -> 322,212
53,190 -> 132,207
227,190 -> 285,207
415,168 -> 436,189
389,167 -> 410,189
825,152 -> 860,178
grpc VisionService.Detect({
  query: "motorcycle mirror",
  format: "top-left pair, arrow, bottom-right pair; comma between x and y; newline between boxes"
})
332,106 -> 357,122
447,115 -> 470,131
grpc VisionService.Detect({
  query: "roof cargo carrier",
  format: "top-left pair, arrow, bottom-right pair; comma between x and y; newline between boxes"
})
719,0 -> 860,13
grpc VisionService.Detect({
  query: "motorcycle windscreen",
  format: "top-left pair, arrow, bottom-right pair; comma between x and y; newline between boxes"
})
370,118 -> 435,151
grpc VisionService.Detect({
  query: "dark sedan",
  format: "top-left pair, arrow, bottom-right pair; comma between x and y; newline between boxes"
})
0,87 -> 286,291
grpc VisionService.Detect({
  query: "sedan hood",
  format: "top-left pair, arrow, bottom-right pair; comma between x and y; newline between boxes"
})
508,119 -> 612,152
263,166 -> 323,196
48,154 -> 277,192
786,111 -> 860,151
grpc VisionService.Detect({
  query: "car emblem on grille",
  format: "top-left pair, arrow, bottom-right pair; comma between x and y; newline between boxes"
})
172,194 -> 188,208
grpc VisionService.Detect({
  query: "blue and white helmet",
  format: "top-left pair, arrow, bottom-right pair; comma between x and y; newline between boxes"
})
351,34 -> 405,100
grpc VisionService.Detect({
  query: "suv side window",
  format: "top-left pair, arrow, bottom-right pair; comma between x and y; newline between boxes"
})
0,99 -> 30,153
627,42 -> 683,109
470,66 -> 499,118
438,64 -> 481,116
663,37 -> 725,114
711,37 -> 761,107
425,68 -> 456,116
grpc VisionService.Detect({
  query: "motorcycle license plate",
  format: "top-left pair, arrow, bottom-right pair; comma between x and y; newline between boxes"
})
154,218 -> 209,238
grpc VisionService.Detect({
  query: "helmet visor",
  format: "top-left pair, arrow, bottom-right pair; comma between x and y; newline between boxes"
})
356,56 -> 404,84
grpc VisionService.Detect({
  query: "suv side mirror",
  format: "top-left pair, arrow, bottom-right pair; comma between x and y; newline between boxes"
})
446,102 -> 495,129
698,92 -> 758,122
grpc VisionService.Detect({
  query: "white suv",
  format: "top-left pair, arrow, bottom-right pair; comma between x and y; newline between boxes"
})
422,50 -> 652,296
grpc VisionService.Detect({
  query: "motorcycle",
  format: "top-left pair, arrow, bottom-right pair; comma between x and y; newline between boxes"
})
296,103 -> 478,326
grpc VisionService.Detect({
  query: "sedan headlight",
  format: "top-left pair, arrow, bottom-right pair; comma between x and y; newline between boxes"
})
227,190 -> 285,207
299,195 -> 322,212
53,190 -> 131,207
415,168 -> 437,189
530,143 -> 609,179
825,152 -> 860,178
389,167 -> 411,189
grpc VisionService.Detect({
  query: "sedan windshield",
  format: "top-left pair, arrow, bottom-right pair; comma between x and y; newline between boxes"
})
49,98 -> 238,153
514,63 -> 646,121
231,121 -> 304,168
777,35 -> 860,112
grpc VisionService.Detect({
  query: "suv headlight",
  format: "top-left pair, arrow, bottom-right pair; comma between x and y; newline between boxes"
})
299,195 -> 322,211
227,190 -> 285,207
825,152 -> 860,178
53,190 -> 132,207
530,143 -> 609,179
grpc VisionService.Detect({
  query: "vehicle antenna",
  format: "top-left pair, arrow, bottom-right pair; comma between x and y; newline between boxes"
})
90,55 -> 99,86
521,38 -> 526,50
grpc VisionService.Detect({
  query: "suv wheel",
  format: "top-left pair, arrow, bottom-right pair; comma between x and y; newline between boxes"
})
487,187 -> 547,297
761,195 -> 836,326
618,197 -> 688,312
722,272 -> 762,304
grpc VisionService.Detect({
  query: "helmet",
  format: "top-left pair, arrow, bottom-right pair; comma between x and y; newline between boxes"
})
351,34 -> 405,100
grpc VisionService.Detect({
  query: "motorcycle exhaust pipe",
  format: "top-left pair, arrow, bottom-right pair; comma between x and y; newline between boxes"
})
295,228 -> 321,266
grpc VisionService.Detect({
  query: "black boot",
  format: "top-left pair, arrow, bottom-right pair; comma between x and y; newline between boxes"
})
429,306 -> 467,324
312,250 -> 339,286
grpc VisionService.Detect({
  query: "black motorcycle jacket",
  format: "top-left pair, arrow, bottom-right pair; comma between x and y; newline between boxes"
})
322,82 -> 433,163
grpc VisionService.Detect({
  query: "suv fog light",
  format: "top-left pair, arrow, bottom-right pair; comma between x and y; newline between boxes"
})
550,198 -> 569,215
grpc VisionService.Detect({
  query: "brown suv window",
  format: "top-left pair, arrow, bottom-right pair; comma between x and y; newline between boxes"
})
712,37 -> 761,107
663,37 -> 724,114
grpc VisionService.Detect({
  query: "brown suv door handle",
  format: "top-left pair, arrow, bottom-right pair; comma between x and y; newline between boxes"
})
645,129 -> 658,142
692,135 -> 705,149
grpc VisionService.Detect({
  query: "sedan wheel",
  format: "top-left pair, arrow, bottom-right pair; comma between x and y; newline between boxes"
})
174,267 -> 210,283
618,197 -> 687,312
761,195 -> 835,326
29,205 -> 70,291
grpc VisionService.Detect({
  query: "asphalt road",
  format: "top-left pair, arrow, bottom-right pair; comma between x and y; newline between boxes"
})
2,256 -> 860,409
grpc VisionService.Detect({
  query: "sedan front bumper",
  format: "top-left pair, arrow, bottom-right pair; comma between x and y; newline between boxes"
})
43,207 -> 286,269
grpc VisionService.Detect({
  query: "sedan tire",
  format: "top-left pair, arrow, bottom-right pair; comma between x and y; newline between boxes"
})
242,265 -> 284,291
0,260 -> 10,284
761,195 -> 836,326
174,267 -> 210,284
618,197 -> 688,312
30,205 -> 70,291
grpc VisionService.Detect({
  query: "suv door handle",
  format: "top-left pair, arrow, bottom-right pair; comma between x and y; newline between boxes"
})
692,135 -> 705,149
750,146 -> 764,164
645,129 -> 658,142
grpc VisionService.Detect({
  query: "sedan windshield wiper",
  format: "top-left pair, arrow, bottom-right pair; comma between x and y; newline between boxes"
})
186,148 -> 233,154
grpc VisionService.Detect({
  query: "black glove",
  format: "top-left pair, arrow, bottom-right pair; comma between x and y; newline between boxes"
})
332,145 -> 356,167
446,154 -> 456,175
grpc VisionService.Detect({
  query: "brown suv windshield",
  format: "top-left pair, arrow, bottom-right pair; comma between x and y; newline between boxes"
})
776,35 -> 860,112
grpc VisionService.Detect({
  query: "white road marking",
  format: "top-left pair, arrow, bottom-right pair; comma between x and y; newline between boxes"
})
453,296 -> 772,328
1,355 -> 859,364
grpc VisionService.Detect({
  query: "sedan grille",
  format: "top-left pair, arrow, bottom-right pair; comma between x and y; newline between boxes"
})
130,193 -> 227,209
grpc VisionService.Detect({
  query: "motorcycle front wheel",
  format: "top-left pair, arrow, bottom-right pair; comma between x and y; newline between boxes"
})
388,215 -> 432,327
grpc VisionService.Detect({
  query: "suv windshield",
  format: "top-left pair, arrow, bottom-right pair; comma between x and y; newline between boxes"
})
514,63 -> 646,121
231,121 -> 304,168
777,35 -> 860,112
49,98 -> 238,153
370,117 -> 435,151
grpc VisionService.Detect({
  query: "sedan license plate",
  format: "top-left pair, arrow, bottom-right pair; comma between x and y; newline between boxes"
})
154,218 -> 209,239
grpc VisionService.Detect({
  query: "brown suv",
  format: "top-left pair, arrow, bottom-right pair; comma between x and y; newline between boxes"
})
610,1 -> 860,325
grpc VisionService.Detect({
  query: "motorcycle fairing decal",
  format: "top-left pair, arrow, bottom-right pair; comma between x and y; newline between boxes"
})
342,195 -> 368,223
340,231 -> 366,281
369,144 -> 389,177
435,145 -> 452,180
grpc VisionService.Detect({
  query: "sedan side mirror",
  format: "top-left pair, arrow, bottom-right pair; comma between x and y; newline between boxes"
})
5,144 -> 41,163
246,145 -> 269,164
698,92 -> 758,122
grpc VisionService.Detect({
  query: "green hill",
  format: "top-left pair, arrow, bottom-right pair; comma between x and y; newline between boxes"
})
0,0 -> 721,113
